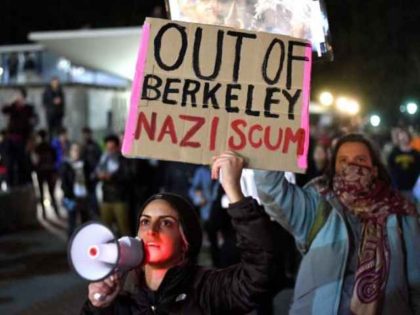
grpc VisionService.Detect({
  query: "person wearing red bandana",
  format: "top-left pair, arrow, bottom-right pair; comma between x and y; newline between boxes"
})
255,133 -> 420,315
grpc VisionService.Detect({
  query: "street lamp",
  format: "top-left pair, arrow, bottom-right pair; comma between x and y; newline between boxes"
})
0,67 -> 3,76
336,97 -> 348,112
347,100 -> 360,115
407,102 -> 418,115
369,114 -> 381,127
336,97 -> 360,115
319,91 -> 334,106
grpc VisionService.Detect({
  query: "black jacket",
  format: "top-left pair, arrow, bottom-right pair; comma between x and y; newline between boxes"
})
2,102 -> 36,141
60,159 -> 91,199
96,154 -> 129,202
80,197 -> 276,315
43,86 -> 65,116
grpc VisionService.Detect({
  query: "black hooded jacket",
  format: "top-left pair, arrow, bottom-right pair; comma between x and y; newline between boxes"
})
80,197 -> 276,315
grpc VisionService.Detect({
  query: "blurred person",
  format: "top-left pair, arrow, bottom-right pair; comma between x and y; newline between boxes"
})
388,128 -> 420,202
1,87 -> 37,187
43,77 -> 65,136
411,128 -> 420,152
51,127 -> 71,171
61,142 -> 92,237
96,135 -> 130,236
0,129 -> 7,189
81,151 -> 276,314
382,127 -> 401,164
80,127 -> 102,217
312,143 -> 329,175
7,53 -> 18,82
255,133 -> 420,314
188,165 -> 225,267
126,158 -> 157,235
80,127 -> 102,174
23,52 -> 38,82
161,161 -> 197,202
33,129 -> 59,218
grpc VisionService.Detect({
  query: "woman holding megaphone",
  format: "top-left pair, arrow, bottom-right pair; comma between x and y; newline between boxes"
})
81,151 -> 276,314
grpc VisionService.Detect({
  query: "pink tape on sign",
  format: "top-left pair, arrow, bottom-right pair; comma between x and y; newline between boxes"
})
122,22 -> 151,155
297,46 -> 313,170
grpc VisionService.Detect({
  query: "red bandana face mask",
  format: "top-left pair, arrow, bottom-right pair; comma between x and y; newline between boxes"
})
332,163 -> 377,213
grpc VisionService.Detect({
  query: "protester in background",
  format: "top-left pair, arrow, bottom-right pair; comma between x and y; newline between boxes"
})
411,128 -> 420,152
312,143 -> 329,176
61,143 -> 91,237
382,127 -> 401,164
255,133 -> 420,314
7,53 -> 18,82
43,77 -> 65,136
388,128 -> 420,202
0,130 -> 7,190
296,135 -> 317,187
1,87 -> 37,187
126,158 -> 157,235
96,135 -> 130,236
161,161 -> 197,202
188,165 -> 224,267
80,127 -> 102,217
81,151 -> 276,315
33,129 -> 59,218
51,127 -> 70,171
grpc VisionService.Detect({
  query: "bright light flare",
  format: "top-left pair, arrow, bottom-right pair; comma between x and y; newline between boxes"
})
319,91 -> 334,106
57,58 -> 71,72
336,97 -> 360,115
370,115 -> 381,127
407,102 -> 418,115
347,100 -> 360,115
336,97 -> 348,112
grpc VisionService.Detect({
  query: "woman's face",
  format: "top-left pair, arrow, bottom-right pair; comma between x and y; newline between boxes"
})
138,200 -> 186,268
335,142 -> 376,175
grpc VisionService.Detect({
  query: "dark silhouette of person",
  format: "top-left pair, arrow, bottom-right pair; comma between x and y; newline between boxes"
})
33,129 -> 60,218
43,77 -> 65,136
1,88 -> 37,187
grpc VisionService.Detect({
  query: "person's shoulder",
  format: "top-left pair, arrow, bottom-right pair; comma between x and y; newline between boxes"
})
190,265 -> 215,285
305,175 -> 329,193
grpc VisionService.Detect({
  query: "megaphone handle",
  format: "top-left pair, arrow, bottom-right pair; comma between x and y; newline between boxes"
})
93,292 -> 106,302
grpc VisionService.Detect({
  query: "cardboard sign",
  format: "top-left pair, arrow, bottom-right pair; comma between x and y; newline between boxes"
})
122,18 -> 312,172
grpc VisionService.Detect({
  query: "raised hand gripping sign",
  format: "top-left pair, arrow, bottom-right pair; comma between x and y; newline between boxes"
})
123,18 -> 312,172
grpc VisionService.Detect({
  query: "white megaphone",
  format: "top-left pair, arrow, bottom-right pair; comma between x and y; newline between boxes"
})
68,222 -> 145,281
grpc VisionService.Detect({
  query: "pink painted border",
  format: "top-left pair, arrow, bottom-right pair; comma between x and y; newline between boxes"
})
297,46 -> 313,169
122,22 -> 151,155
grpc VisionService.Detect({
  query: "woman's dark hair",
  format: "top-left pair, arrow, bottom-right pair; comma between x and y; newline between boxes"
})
324,133 -> 391,188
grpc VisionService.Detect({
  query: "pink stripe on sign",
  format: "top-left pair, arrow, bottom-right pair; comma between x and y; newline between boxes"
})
122,22 -> 151,155
297,46 -> 313,169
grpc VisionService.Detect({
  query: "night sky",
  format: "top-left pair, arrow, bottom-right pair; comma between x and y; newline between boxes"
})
1,0 -> 420,126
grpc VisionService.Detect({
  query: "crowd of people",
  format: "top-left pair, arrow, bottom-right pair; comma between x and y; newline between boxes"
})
1,81 -> 420,314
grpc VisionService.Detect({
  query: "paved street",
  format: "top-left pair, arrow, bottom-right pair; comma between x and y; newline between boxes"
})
0,202 -> 88,315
